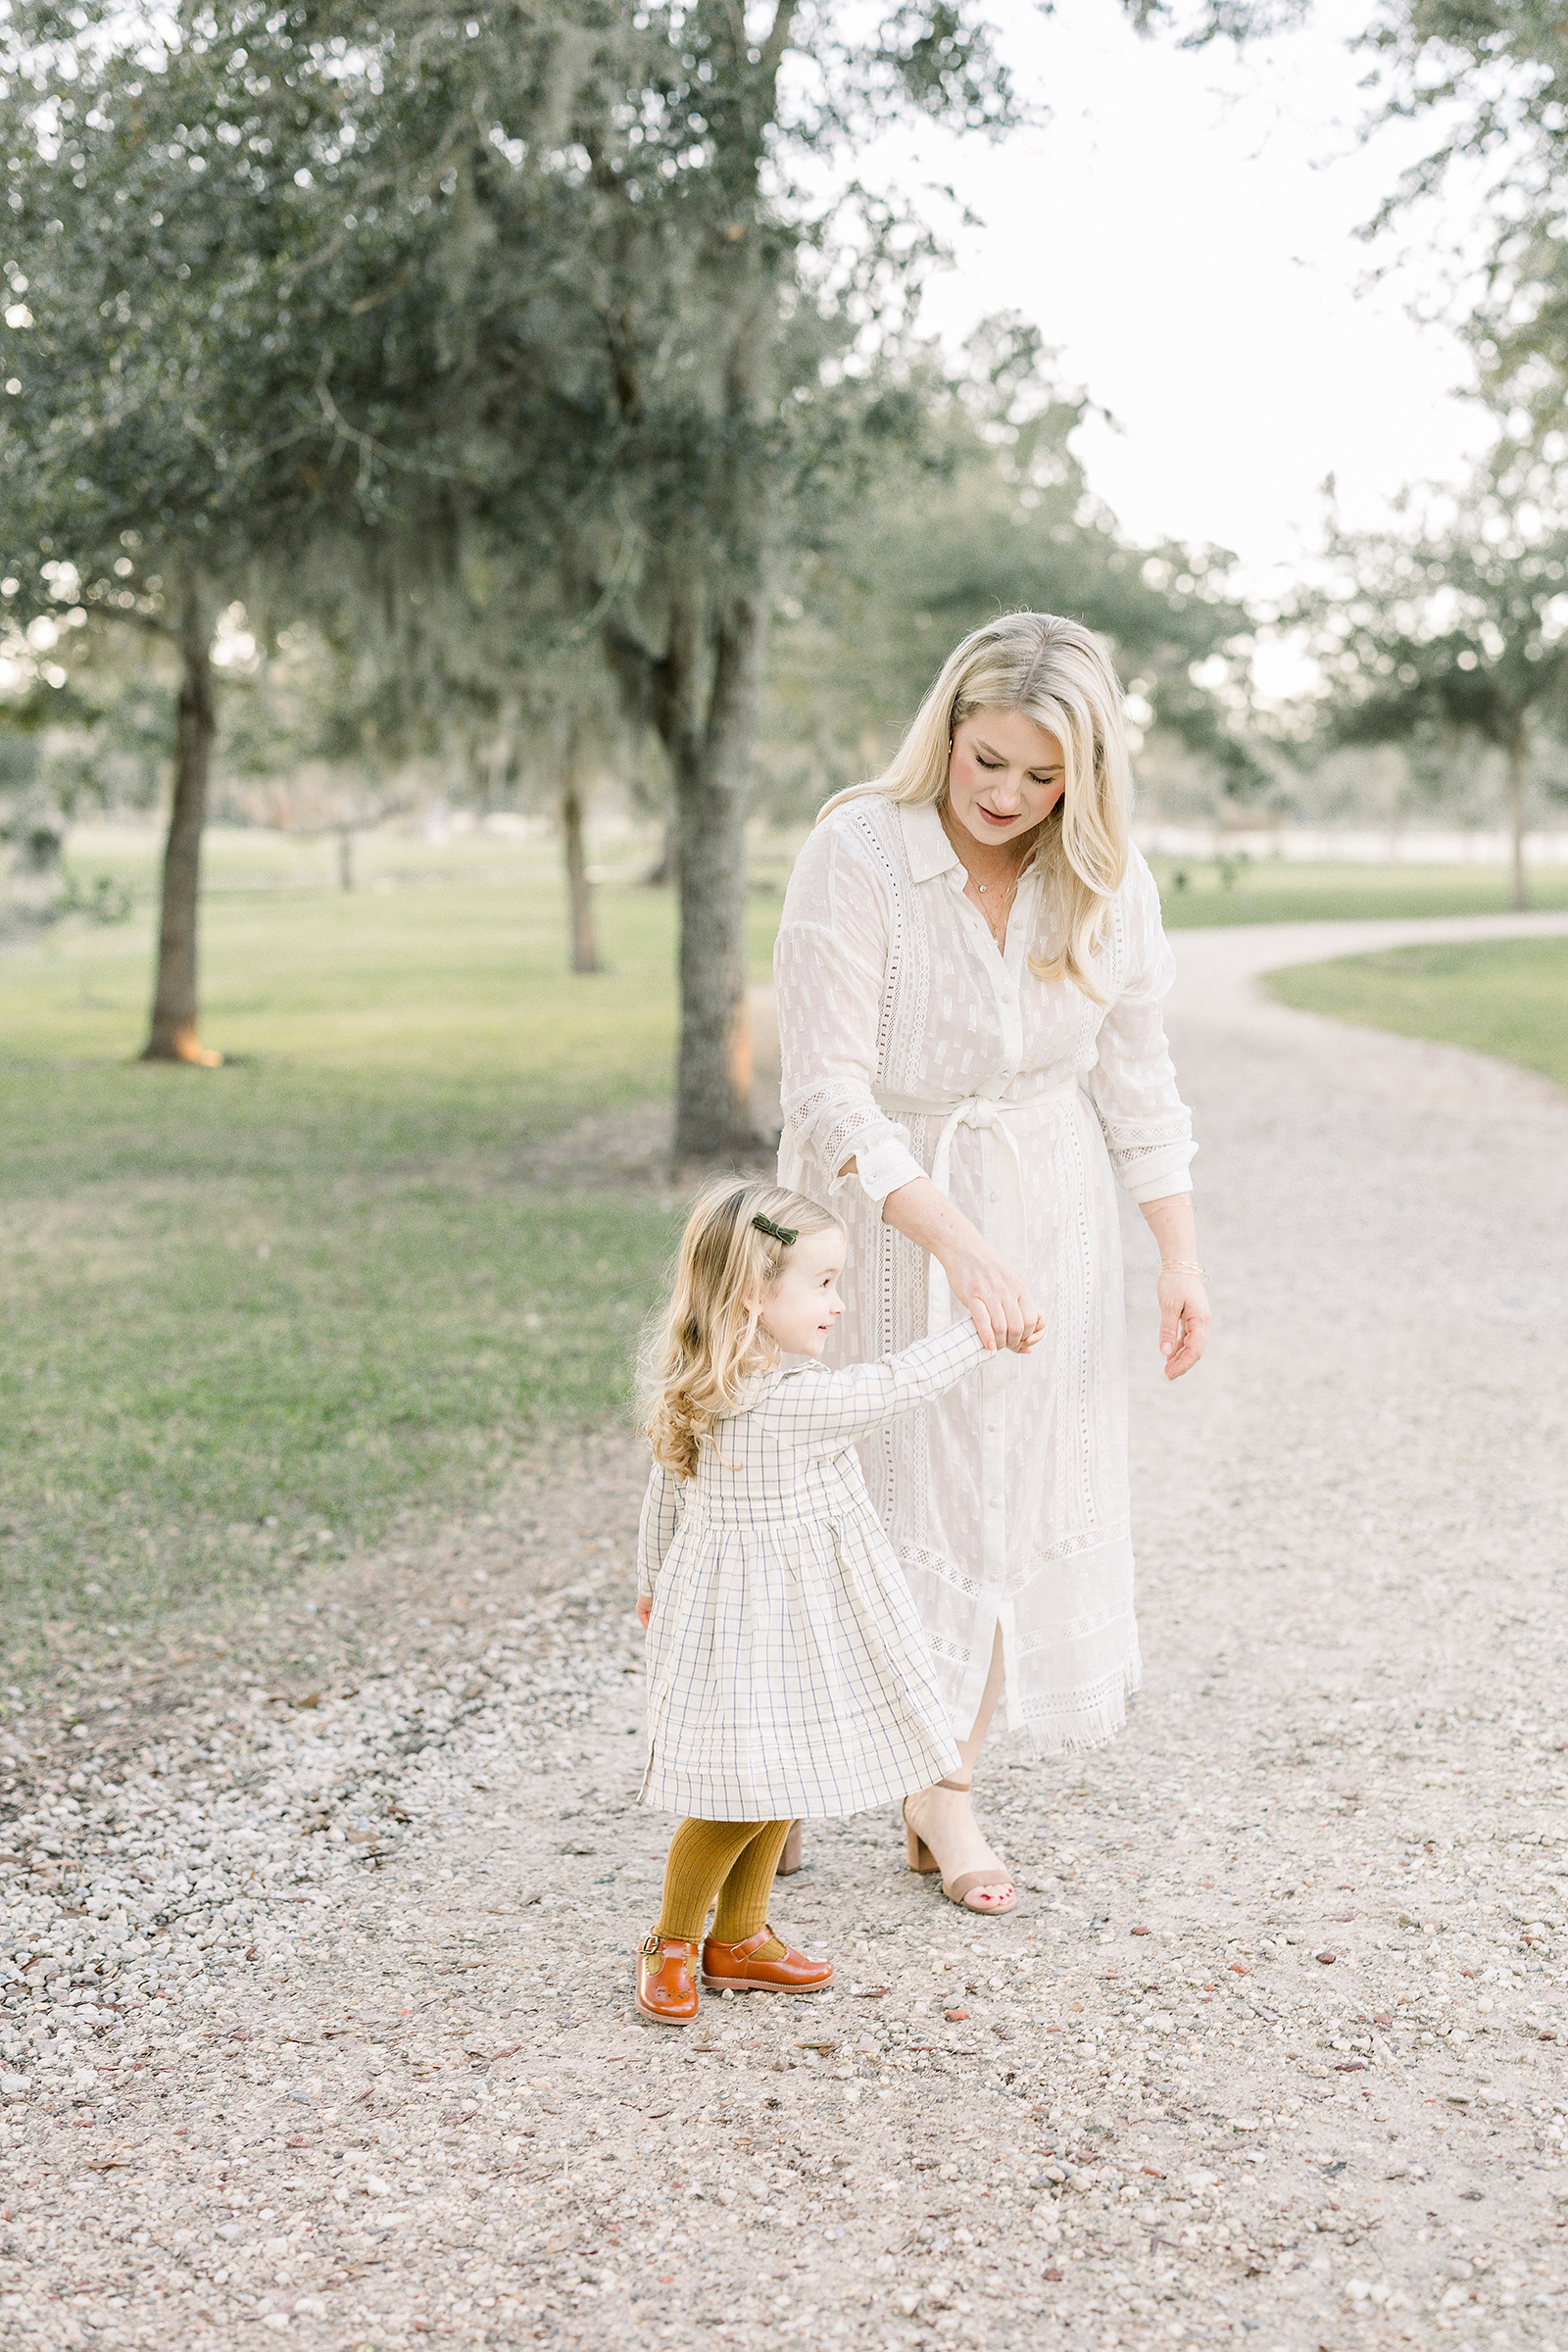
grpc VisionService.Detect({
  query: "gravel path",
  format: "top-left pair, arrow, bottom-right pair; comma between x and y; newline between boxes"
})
5,917 -> 1568,2352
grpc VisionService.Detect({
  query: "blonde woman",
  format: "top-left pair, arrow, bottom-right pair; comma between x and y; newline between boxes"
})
630,1178 -> 1025,2027
774,612 -> 1209,1913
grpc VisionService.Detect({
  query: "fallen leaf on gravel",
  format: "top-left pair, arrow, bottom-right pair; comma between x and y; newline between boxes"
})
945,2008 -> 969,2022
850,1987 -> 890,1998
1130,1925 -> 1151,1936
1228,1963 -> 1250,1976
1316,1950 -> 1337,1965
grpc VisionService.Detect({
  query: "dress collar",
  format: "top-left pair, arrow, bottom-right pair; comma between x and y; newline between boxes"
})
899,799 -> 963,886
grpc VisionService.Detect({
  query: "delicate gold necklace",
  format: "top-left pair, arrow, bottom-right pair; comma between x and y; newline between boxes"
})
971,859 -> 1021,939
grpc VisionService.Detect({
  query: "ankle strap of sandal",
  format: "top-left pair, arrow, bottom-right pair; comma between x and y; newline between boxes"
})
936,1775 -> 974,1792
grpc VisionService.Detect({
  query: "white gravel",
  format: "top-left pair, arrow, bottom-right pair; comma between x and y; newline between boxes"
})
3,917 -> 1568,2351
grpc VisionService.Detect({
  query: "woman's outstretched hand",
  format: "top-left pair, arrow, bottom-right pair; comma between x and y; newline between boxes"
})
1156,1265 -> 1209,1380
876,1174 -> 1044,1354
942,1240 -> 1044,1354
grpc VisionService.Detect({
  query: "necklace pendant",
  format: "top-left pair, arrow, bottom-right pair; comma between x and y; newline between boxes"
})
977,882 -> 988,893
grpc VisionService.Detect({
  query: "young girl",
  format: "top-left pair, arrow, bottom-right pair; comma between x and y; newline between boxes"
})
633,1177 -> 1028,2026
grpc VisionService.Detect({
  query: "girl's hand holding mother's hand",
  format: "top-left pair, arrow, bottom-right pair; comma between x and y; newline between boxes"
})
1156,1265 -> 1209,1380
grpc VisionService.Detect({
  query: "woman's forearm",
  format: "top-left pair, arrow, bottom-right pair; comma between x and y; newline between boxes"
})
1139,1192 -> 1200,1266
837,1159 -> 1037,1350
835,1162 -> 994,1263
880,1173 -> 991,1259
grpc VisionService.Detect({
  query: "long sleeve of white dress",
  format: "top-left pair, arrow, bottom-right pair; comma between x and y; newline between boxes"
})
1082,851 -> 1196,1202
774,818 -> 928,1211
637,1463 -> 684,1600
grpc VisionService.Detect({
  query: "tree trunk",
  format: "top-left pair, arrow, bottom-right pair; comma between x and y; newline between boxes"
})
672,591 -> 764,1159
141,580 -> 220,1065
561,757 -> 601,975
338,825 -> 354,893
1506,731 -> 1529,911
644,816 -> 678,888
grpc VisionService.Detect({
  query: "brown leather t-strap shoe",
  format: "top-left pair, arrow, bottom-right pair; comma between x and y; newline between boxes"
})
701,1927 -> 834,1993
635,1933 -> 701,2026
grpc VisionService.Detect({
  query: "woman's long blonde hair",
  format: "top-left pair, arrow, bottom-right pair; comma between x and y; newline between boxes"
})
820,612 -> 1132,1001
642,1179 -> 842,1478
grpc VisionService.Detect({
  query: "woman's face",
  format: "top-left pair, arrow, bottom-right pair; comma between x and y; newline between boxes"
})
945,710 -> 1065,852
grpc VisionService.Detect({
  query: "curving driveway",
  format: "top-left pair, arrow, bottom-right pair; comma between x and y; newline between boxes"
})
5,913 -> 1567,2349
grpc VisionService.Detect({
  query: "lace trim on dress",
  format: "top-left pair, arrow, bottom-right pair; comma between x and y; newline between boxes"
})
1004,1519 -> 1135,1588
1011,1657 -> 1142,1754
783,1081 -> 898,1182
900,1544 -> 986,1601
1093,1107 -> 1195,1152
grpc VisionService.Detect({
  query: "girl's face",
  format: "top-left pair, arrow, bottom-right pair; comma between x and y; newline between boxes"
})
758,1226 -> 846,1358
945,710 -> 1066,852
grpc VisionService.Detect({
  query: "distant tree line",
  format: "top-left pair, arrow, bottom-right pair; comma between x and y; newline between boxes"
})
10,0 -> 1562,1141
0,0 -> 1266,1150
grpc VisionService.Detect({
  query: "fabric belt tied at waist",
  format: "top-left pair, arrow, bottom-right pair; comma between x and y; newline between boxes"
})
873,1078 -> 1082,1337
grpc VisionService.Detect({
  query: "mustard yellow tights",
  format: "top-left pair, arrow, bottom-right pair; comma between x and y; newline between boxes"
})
656,1817 -> 793,1952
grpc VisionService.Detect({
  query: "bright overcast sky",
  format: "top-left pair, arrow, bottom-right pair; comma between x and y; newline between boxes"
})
874,0 -> 1494,603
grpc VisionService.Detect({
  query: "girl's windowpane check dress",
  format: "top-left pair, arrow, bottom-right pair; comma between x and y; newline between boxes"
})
637,1323 -> 982,1822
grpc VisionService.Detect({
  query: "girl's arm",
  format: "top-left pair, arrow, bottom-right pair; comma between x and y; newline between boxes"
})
636,1462 -> 683,1621
759,1319 -> 989,1456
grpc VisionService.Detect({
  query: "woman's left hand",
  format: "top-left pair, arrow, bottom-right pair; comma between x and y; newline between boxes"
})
1156,1266 -> 1209,1380
635,1594 -> 653,1630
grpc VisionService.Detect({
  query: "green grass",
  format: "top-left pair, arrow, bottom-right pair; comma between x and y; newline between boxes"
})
1263,937 -> 1568,1094
1,823 -> 785,1643
1149,855 -> 1568,928
7,819 -> 1563,1647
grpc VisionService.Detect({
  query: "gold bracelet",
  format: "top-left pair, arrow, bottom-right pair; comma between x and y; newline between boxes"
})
1157,1259 -> 1206,1277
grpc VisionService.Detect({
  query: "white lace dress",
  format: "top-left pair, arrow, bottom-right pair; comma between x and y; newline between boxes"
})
774,797 -> 1197,1753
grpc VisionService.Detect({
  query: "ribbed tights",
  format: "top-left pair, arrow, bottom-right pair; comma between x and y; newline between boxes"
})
656,1818 -> 793,1954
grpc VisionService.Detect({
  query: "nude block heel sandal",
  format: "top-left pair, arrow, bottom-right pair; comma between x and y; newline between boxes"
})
903,1777 -> 1016,1914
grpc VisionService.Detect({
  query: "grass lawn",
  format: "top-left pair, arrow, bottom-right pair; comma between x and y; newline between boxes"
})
6,817 -> 1564,1650
1,823 -> 784,1648
1263,937 -> 1568,1094
1148,854 -> 1568,928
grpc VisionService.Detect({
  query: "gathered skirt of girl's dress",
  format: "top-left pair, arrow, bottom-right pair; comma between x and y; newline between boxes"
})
635,1323 -> 980,1822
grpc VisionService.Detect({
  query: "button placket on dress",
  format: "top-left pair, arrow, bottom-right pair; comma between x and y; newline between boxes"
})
978,917 -> 1029,1684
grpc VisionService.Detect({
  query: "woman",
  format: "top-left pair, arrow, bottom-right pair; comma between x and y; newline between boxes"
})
773,613 -> 1208,1913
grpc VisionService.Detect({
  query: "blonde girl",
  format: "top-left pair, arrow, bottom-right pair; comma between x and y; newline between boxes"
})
632,1177 -> 1028,2027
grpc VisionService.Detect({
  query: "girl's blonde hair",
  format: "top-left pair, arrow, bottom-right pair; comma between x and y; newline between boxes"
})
819,612 -> 1131,1002
642,1178 -> 842,1478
